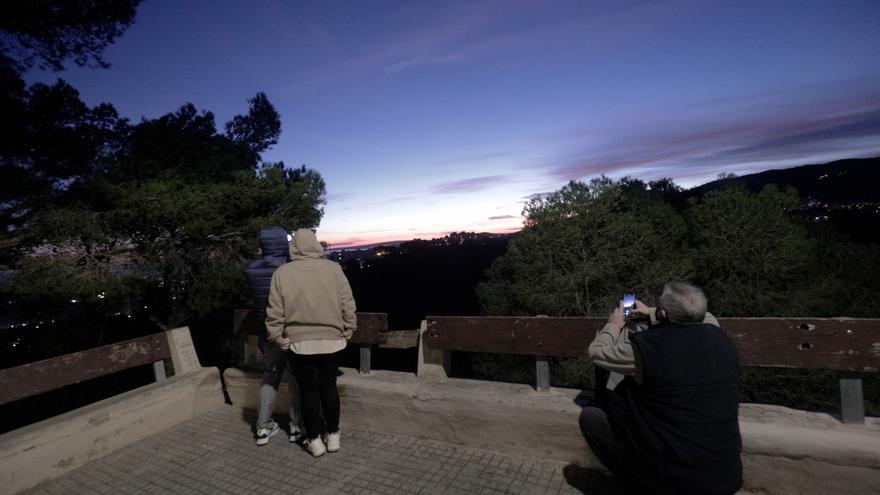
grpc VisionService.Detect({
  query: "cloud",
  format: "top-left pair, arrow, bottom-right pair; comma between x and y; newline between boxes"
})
522,191 -> 554,201
428,150 -> 515,167
543,84 -> 880,186
343,195 -> 416,209
709,109 -> 880,162
488,215 -> 518,221
376,0 -> 706,73
430,175 -> 507,194
325,192 -> 354,202
350,229 -> 397,234
276,0 -> 698,97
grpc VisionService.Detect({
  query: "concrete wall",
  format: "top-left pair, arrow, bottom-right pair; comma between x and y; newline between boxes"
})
224,367 -> 880,495
0,328 -> 226,494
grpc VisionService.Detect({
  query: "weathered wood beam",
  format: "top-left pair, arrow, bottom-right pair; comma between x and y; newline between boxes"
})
0,334 -> 171,405
426,316 -> 880,371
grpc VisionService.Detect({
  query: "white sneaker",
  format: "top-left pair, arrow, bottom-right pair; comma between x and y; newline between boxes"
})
304,436 -> 326,457
324,431 -> 340,452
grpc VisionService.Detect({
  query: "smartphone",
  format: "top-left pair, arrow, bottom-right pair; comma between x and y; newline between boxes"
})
622,293 -> 636,319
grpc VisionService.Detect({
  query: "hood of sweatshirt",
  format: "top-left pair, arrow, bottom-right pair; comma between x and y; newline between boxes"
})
259,225 -> 289,259
290,228 -> 323,259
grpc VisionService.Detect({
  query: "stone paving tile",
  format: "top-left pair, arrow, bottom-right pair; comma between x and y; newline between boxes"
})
24,406 -> 620,495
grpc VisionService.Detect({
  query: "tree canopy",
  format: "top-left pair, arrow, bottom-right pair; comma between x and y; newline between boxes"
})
480,177 -> 880,318
1,2 -> 326,334
0,0 -> 140,73
479,177 -> 692,317
11,94 -> 325,327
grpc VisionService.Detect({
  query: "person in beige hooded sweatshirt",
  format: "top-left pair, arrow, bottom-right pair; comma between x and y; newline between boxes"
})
265,228 -> 357,457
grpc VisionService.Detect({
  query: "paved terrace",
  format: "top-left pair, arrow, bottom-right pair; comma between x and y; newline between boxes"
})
23,406 -> 617,495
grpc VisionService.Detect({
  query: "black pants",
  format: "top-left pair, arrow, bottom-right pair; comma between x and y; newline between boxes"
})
578,406 -> 664,495
288,350 -> 341,440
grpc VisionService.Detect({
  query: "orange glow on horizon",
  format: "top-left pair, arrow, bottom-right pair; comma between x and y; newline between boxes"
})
322,226 -> 522,250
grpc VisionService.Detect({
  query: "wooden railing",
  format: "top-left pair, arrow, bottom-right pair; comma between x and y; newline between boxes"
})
0,333 -> 172,406
233,310 -> 879,422
233,310 -> 389,374
425,316 -> 880,423
2,312 -> 877,424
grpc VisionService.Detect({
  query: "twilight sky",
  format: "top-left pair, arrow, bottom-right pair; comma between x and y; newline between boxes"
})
28,0 -> 880,247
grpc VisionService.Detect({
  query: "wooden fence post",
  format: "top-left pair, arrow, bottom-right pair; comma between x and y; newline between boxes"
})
536,356 -> 550,392
152,360 -> 167,381
839,377 -> 865,424
418,320 -> 450,379
359,345 -> 371,375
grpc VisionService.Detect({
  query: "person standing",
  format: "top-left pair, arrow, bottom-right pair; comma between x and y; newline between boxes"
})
244,225 -> 304,446
265,228 -> 357,457
581,281 -> 742,494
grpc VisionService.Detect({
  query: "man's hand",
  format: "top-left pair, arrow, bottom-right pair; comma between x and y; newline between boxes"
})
275,336 -> 290,350
633,299 -> 651,317
608,302 -> 625,331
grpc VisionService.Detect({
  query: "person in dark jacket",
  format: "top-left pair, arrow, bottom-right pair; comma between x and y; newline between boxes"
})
581,281 -> 742,495
245,225 -> 303,446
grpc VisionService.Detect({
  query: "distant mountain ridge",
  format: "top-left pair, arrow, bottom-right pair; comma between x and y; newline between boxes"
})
686,157 -> 880,202
327,240 -> 407,253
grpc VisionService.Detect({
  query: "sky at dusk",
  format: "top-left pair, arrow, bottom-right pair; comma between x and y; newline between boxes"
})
27,0 -> 880,247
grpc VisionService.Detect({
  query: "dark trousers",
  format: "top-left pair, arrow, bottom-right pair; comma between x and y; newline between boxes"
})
288,350 -> 341,440
578,406 -> 664,495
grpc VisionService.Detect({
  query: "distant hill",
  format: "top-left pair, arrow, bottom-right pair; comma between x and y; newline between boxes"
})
685,157 -> 880,243
686,157 -> 880,202
327,240 -> 407,253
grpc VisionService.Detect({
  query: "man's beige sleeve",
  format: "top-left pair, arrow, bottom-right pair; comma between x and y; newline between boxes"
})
587,323 -> 638,375
265,271 -> 285,341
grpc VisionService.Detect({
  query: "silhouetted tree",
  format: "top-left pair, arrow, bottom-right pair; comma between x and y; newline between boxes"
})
1,0 -> 139,255
0,0 -> 140,73
225,92 -> 281,155
15,95 -> 325,329
0,80 -> 126,237
478,177 -> 692,317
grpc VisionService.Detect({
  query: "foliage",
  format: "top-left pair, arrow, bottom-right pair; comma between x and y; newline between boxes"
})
0,78 -> 127,238
478,177 -> 692,317
225,93 -> 282,155
1,0 -> 137,254
1,1 -> 326,369
0,0 -> 140,73
482,177 -> 879,318
738,368 -> 880,417
479,175 -> 880,409
12,95 -> 325,327
792,227 -> 880,318
687,185 -> 814,316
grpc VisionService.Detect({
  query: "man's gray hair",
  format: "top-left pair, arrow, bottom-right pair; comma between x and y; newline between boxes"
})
658,281 -> 707,322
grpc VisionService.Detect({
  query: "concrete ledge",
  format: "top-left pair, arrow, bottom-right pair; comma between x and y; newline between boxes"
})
738,404 -> 880,494
0,366 -> 224,494
224,367 -> 880,495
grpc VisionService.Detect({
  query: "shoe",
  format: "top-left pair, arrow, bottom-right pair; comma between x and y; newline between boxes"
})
255,421 -> 279,446
289,423 -> 305,443
324,431 -> 340,452
304,436 -> 326,457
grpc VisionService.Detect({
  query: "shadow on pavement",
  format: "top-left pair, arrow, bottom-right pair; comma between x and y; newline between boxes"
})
563,464 -> 624,494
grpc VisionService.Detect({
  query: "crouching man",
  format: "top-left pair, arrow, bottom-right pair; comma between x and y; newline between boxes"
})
581,281 -> 743,495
